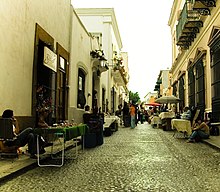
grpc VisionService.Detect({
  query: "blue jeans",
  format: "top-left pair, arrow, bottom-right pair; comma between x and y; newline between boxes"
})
189,130 -> 209,140
131,116 -> 135,128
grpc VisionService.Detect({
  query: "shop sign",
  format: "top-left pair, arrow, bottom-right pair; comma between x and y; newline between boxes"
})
43,47 -> 57,72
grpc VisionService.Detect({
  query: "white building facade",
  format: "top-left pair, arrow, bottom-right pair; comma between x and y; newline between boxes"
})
0,1 -> 128,128
75,8 -> 129,114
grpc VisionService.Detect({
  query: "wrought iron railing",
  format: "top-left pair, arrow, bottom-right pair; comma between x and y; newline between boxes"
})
176,3 -> 200,42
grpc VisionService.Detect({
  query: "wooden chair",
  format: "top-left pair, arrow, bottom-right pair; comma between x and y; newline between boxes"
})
191,109 -> 200,127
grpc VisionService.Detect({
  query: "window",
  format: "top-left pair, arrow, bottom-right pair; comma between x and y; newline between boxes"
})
77,69 -> 86,109
188,66 -> 195,108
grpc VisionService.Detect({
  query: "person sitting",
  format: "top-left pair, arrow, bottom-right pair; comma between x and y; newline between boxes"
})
38,108 -> 50,128
161,105 -> 168,112
37,108 -> 56,147
84,105 -> 91,114
181,107 -> 192,120
187,118 -> 210,143
2,109 -> 45,158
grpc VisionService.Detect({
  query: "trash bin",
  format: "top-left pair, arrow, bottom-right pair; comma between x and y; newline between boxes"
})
84,133 -> 97,148
83,113 -> 104,147
95,116 -> 104,145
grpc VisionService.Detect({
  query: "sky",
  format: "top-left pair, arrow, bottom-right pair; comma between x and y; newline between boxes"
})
71,0 -> 174,100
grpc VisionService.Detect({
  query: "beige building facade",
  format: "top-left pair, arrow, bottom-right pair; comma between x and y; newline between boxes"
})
168,0 -> 220,121
0,0 -> 72,128
0,1 -> 128,129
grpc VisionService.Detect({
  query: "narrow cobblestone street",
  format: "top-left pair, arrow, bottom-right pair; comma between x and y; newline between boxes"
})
1,123 -> 220,192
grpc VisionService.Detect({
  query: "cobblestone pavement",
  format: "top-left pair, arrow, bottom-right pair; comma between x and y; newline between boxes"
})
1,123 -> 220,192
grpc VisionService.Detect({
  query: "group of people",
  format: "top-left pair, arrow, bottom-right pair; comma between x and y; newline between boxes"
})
107,102 -> 146,129
86,102 -> 211,143
146,105 -> 211,143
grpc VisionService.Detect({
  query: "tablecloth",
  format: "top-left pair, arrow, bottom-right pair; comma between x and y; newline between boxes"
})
159,112 -> 175,120
34,124 -> 87,142
104,116 -> 120,128
171,119 -> 192,136
150,116 -> 162,126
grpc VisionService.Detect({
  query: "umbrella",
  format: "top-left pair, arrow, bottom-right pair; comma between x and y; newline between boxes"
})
155,95 -> 180,104
145,102 -> 161,106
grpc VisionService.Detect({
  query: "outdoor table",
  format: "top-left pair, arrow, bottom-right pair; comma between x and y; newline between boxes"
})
34,124 -> 87,167
104,116 -> 120,128
171,119 -> 192,138
159,112 -> 175,131
150,116 -> 162,128
159,112 -> 175,119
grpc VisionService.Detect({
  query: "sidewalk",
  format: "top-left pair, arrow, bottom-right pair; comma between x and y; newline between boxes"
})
202,135 -> 220,151
0,132 -> 220,183
0,139 -> 79,183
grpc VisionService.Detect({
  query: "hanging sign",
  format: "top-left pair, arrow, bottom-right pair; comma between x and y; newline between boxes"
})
43,47 -> 57,72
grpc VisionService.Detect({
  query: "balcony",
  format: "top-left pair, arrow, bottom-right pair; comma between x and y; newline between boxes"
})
156,79 -> 162,85
154,84 -> 160,92
176,0 -> 216,49
112,65 -> 128,86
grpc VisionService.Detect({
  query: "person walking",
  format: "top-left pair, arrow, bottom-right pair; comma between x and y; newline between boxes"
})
122,102 -> 130,127
130,103 -> 136,129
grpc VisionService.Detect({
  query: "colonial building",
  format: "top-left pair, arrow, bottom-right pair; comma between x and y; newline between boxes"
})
168,0 -> 220,120
0,1 -> 128,129
75,8 -> 129,114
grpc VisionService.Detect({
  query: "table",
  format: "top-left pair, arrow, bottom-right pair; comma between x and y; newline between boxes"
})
35,124 -> 87,167
171,119 -> 192,137
104,116 -> 120,128
159,112 -> 175,131
159,112 -> 175,119
150,116 -> 161,128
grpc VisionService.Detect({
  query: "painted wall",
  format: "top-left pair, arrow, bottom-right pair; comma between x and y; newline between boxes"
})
68,9 -> 99,123
0,0 -> 71,116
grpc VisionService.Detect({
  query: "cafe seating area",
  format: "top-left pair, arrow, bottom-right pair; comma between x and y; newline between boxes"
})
34,124 -> 87,167
0,107 -> 213,168
0,118 -> 89,167
171,119 -> 192,138
0,112 -> 120,167
171,109 -> 200,138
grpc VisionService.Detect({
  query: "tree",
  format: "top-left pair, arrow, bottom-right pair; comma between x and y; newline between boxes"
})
129,91 -> 140,104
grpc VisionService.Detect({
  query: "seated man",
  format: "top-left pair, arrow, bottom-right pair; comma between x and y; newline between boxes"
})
84,105 -> 91,114
187,118 -> 210,142
181,107 -> 192,120
2,109 -> 45,158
